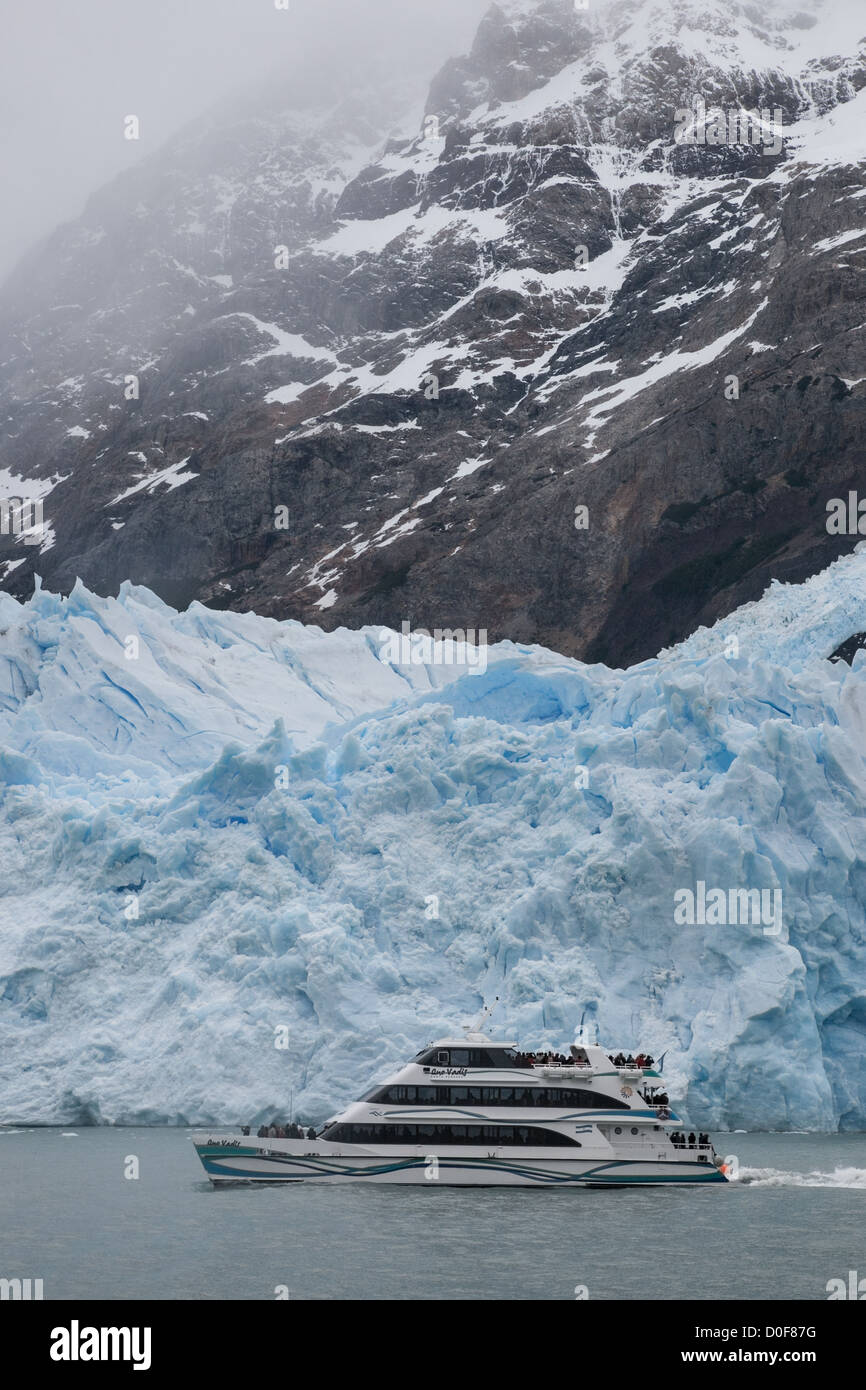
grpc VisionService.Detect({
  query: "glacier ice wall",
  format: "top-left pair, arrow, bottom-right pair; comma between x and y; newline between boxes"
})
1,555 -> 866,1130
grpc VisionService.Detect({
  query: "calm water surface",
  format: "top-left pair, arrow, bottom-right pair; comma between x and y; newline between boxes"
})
1,1129 -> 863,1300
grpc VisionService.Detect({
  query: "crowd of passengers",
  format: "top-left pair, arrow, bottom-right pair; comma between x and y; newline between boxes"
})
513,1050 -> 578,1067
671,1131 -> 711,1148
237,1123 -> 317,1140
487,1049 -> 658,1069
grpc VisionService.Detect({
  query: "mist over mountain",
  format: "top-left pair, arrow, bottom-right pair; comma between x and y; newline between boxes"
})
1,0 -> 865,665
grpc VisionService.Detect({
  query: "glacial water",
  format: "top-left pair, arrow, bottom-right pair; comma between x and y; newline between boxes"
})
1,1128 -> 864,1300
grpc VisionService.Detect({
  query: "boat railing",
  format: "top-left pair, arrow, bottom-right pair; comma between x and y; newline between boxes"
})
535,1063 -> 597,1078
534,1063 -> 652,1080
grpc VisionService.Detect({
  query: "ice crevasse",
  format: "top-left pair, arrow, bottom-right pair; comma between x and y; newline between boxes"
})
1,551 -> 866,1130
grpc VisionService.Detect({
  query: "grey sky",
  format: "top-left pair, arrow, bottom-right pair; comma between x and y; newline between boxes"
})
0,0 -> 489,282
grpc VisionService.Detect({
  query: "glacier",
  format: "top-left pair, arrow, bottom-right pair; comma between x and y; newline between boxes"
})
1,551 -> 866,1131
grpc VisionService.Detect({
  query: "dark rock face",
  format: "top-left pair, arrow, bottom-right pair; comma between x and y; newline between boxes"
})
2,0 -> 865,663
829,633 -> 866,665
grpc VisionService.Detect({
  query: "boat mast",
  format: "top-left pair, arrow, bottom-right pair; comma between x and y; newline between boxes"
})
466,996 -> 500,1034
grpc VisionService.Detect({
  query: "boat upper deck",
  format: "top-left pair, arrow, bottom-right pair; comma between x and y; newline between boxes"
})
413,1035 -> 662,1082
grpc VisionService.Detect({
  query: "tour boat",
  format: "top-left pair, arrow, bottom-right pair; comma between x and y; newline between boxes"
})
192,1030 -> 728,1186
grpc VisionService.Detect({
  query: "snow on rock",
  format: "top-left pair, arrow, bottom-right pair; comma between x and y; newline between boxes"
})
1,553 -> 866,1130
109,459 -> 199,506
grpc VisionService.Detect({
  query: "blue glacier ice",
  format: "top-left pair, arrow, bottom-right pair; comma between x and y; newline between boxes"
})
1,552 -> 866,1130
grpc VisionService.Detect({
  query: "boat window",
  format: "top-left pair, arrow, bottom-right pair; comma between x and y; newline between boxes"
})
321,1123 -> 582,1147
415,1047 -> 524,1068
476,1049 -> 519,1067
366,1085 -> 629,1110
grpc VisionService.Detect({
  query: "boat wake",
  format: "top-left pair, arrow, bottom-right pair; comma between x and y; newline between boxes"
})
738,1165 -> 866,1188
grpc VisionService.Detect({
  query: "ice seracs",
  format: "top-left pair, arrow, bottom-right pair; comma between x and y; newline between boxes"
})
2,550 -> 866,1132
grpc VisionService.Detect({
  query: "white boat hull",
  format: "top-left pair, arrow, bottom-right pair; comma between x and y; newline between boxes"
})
192,1136 -> 728,1187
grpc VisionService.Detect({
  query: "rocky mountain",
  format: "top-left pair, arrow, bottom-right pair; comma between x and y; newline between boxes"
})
1,0 -> 865,664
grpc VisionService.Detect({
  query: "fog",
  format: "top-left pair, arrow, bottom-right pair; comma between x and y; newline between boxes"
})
0,0 -> 489,282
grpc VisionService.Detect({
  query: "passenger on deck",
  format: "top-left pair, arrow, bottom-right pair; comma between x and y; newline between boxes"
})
699,1132 -> 709,1147
256,1125 -> 267,1138
688,1132 -> 696,1148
